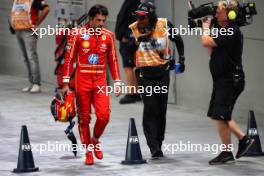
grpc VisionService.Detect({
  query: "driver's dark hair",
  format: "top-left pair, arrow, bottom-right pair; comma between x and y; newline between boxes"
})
88,4 -> 109,18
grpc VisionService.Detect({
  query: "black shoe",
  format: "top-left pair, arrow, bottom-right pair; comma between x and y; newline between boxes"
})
236,135 -> 255,159
151,150 -> 163,159
209,151 -> 235,165
119,94 -> 141,104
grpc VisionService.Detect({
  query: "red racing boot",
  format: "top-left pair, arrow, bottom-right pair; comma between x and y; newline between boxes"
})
91,137 -> 103,160
85,151 -> 94,165
79,125 -> 94,165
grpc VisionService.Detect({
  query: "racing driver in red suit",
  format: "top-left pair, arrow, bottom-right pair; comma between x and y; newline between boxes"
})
62,4 -> 121,165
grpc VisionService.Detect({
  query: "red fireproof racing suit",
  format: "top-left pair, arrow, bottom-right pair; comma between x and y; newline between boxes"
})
63,25 -> 121,148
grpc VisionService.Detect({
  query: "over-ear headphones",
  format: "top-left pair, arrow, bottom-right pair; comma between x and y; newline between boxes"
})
221,0 -> 237,21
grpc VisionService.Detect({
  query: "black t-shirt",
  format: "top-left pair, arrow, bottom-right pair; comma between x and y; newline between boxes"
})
210,24 -> 244,80
32,0 -> 48,10
115,0 -> 141,40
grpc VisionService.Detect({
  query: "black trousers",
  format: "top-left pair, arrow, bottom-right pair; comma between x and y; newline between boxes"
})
136,68 -> 170,154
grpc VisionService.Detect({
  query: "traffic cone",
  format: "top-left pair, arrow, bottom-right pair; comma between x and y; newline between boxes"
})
13,125 -> 39,173
121,118 -> 147,165
244,110 -> 264,156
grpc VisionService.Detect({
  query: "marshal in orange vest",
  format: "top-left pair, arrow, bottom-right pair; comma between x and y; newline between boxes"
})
129,18 -> 169,68
11,0 -> 34,30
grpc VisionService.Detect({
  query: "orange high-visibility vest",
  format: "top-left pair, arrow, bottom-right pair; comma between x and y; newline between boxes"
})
129,18 -> 169,68
11,0 -> 34,30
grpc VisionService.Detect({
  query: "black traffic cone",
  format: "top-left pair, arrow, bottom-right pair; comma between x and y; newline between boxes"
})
121,118 -> 146,164
244,110 -> 264,156
13,125 -> 39,173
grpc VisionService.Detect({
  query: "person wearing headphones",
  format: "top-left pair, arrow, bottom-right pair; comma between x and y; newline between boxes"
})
201,0 -> 254,165
129,1 -> 185,158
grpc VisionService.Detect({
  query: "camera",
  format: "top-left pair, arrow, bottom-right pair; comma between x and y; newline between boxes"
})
188,0 -> 257,28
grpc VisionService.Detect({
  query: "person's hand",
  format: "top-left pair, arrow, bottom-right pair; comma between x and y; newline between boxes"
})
62,84 -> 70,96
138,35 -> 150,43
121,37 -> 129,43
114,81 -> 122,97
175,60 -> 185,74
202,17 -> 212,30
31,24 -> 39,30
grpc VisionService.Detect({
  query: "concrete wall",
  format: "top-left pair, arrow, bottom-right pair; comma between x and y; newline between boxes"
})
0,0 -> 263,117
0,0 -> 57,84
0,0 -> 127,84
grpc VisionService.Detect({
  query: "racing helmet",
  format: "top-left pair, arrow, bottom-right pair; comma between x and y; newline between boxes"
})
50,91 -> 76,122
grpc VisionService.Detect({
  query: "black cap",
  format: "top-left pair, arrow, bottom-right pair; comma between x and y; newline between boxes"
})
134,2 -> 156,18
